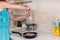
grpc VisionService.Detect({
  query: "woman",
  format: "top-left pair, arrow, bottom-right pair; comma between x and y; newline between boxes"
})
0,0 -> 31,40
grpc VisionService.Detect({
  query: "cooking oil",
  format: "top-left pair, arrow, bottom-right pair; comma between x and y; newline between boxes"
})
54,18 -> 60,36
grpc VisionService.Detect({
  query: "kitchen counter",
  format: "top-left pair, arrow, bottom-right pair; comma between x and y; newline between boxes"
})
11,31 -> 60,40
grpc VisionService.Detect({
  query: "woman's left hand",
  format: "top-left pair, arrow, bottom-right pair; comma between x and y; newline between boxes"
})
14,15 -> 27,21
14,8 -> 32,21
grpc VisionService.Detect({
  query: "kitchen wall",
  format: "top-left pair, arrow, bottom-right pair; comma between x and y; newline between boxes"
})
10,0 -> 60,33
27,0 -> 60,33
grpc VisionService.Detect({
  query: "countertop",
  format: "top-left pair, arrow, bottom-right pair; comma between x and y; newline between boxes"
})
11,31 -> 60,40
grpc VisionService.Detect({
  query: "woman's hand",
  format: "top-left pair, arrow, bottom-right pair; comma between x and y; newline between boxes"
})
14,15 -> 27,21
14,9 -> 32,21
10,8 -> 32,21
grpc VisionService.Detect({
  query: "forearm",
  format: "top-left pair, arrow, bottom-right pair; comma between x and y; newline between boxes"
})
5,3 -> 30,11
12,4 -> 29,11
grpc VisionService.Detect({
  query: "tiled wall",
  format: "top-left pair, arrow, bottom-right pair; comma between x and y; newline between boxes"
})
27,0 -> 60,33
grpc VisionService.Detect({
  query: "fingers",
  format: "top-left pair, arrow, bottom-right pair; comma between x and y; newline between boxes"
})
27,9 -> 32,17
25,7 -> 31,12
25,7 -> 32,16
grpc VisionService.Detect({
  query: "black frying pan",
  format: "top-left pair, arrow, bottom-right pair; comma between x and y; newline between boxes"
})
23,32 -> 37,39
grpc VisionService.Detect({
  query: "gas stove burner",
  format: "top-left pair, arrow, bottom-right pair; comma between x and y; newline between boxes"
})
23,32 -> 37,39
